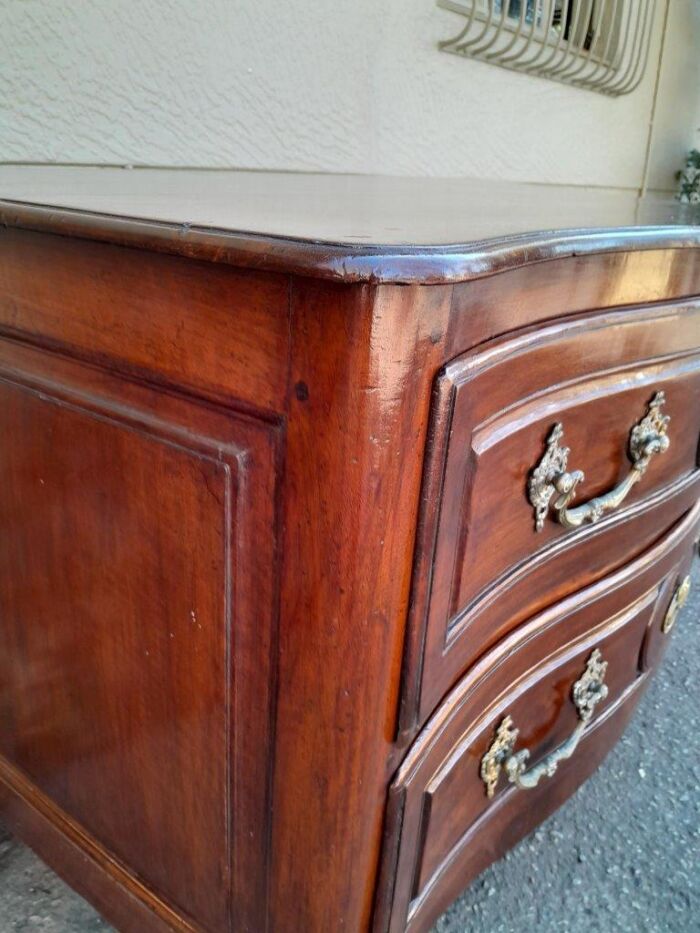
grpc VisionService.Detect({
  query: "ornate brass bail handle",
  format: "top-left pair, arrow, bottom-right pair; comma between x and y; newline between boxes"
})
480,649 -> 609,798
662,576 -> 692,634
528,392 -> 671,533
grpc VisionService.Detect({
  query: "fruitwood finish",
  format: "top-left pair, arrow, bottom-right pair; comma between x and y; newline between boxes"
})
0,168 -> 698,933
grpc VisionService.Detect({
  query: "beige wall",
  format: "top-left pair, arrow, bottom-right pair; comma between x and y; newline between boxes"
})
2,0 -> 699,190
645,0 -> 700,190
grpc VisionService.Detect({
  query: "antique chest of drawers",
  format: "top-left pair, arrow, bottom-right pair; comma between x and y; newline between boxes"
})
0,167 -> 698,933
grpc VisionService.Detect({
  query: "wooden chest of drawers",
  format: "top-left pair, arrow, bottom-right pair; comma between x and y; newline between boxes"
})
0,168 -> 698,933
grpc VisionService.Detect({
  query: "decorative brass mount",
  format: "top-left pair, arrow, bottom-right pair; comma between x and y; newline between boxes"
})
528,392 -> 670,533
662,576 -> 691,634
480,649 -> 609,798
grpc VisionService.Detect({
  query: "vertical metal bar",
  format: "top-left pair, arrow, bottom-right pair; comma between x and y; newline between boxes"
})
557,0 -> 598,81
439,0 -> 480,51
516,0 -> 559,67
524,0 -> 571,74
500,0 -> 545,64
598,0 -> 646,91
467,0 -> 510,56
453,0 -> 499,52
486,0 -> 529,60
547,0 -> 591,77
577,0 -> 622,90
608,0 -> 656,94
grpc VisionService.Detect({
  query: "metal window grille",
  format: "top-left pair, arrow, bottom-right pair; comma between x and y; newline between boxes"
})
438,0 -> 657,96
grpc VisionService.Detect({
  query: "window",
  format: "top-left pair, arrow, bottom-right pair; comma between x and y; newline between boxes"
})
438,0 -> 657,96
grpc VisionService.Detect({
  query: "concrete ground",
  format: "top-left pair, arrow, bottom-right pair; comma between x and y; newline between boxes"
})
0,562 -> 698,933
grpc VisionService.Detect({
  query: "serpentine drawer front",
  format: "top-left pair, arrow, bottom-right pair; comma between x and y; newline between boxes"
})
401,301 -> 700,729
377,504 -> 700,933
0,169 -> 699,933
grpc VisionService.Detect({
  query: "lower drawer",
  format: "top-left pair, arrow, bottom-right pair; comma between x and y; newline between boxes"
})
375,502 -> 699,933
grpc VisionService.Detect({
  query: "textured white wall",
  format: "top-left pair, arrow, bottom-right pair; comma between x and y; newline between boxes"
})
645,0 -> 700,190
1,0 -> 698,189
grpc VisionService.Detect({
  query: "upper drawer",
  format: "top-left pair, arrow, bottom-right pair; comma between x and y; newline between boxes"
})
401,301 -> 700,730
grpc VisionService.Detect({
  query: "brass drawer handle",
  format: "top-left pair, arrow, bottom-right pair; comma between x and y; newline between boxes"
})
480,649 -> 608,798
528,392 -> 670,532
662,576 -> 691,634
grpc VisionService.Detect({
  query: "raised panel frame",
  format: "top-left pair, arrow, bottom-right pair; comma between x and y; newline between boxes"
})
0,334 -> 282,933
399,301 -> 700,733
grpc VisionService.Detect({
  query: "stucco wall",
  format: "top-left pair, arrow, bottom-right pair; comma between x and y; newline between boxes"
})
2,0 -> 699,190
645,0 -> 700,190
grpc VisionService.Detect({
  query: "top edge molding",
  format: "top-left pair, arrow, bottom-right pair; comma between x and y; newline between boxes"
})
0,166 -> 698,283
2,201 -> 699,285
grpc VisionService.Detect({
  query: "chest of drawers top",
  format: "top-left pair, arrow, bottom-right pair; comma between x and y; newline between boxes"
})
1,164 -> 699,285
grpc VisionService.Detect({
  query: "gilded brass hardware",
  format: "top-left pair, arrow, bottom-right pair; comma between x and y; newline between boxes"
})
662,576 -> 691,634
480,649 -> 608,798
480,716 -> 519,799
528,392 -> 670,532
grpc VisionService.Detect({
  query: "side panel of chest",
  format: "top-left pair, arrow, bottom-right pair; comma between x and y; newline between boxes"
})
0,327 -> 281,931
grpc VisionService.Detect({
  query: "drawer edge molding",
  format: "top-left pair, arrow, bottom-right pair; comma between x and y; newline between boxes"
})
404,498 -> 700,780
446,470 -> 700,647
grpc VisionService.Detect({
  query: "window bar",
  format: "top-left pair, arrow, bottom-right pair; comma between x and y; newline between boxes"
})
516,1 -> 561,70
552,0 -> 596,81
499,0 -> 544,65
486,0 -> 529,61
469,1 -> 509,57
605,0 -> 655,95
577,0 -> 622,90
524,1 -> 571,75
455,1 -> 499,54
543,0 -> 592,78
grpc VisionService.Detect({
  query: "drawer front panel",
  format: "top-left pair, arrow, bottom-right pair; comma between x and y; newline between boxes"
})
403,302 -> 700,727
378,504 -> 700,933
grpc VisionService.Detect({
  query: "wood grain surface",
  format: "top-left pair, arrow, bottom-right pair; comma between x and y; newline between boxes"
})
400,301 -> 700,731
1,167 -> 699,283
0,203 -> 697,933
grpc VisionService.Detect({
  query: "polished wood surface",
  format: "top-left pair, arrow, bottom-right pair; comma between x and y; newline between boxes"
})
448,249 -> 700,352
0,334 -> 281,931
0,228 -> 289,414
1,166 -> 700,283
2,166 -> 698,245
401,301 -> 700,730
0,176 -> 698,932
270,281 -> 451,932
